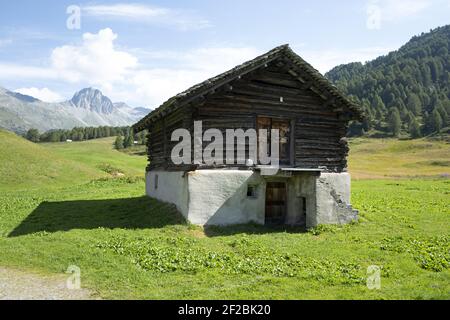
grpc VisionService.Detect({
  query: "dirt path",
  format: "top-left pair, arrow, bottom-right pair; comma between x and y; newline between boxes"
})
0,267 -> 96,300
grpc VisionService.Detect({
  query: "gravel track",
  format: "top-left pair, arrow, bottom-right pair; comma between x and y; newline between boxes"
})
0,267 -> 96,300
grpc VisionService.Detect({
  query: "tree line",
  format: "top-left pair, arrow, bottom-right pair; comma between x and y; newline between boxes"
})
113,129 -> 148,150
25,126 -> 147,148
326,25 -> 450,138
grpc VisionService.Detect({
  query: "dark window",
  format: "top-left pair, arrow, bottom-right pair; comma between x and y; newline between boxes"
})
155,174 -> 159,190
257,117 -> 291,165
247,185 -> 258,198
301,197 -> 307,216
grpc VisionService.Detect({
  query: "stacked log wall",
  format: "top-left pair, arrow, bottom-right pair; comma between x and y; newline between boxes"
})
146,62 -> 349,172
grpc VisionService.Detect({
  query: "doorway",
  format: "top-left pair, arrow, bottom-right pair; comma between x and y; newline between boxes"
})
265,182 -> 287,225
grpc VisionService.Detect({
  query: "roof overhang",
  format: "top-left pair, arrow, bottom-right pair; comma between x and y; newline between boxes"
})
132,44 -> 364,132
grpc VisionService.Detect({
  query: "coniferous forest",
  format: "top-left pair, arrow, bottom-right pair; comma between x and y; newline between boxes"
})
24,126 -> 148,149
326,25 -> 450,138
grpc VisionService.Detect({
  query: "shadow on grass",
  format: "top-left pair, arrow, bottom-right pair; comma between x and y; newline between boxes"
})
8,196 -> 186,237
204,223 -> 307,237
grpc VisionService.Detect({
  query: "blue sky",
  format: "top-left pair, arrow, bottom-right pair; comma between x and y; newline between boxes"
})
0,0 -> 449,107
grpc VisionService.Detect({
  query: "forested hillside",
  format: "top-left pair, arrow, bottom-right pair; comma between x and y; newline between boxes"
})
326,25 -> 450,138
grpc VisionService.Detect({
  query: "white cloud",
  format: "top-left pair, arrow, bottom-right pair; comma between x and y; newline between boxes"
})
181,47 -> 261,72
1,27 -> 392,107
15,87 -> 63,102
384,0 -> 432,20
366,2 -> 382,30
0,63 -> 58,80
297,46 -> 395,73
46,28 -> 257,106
83,4 -> 169,18
51,28 -> 138,86
101,46 -> 262,107
1,29 -> 255,106
366,0 -> 432,29
0,39 -> 12,47
83,3 -> 211,31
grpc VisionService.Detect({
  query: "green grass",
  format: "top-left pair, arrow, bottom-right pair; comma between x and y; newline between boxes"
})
43,137 -> 146,177
0,129 -> 146,192
0,131 -> 448,299
0,130 -> 100,191
349,138 -> 450,179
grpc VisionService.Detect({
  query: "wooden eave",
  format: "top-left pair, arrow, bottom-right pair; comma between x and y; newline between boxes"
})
132,44 -> 364,132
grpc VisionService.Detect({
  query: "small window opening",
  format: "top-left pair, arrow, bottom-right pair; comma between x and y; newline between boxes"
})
155,174 -> 159,190
301,197 -> 307,216
247,185 -> 258,198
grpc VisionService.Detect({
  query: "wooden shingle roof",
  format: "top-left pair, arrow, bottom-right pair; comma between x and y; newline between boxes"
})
133,44 -> 363,132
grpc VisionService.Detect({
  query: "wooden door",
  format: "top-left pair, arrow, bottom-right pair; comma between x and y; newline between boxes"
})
265,182 -> 287,225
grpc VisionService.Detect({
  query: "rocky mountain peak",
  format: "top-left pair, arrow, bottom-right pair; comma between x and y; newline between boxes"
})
70,88 -> 114,114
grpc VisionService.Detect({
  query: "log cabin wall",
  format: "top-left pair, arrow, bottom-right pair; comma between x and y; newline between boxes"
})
146,61 -> 350,172
146,104 -> 193,171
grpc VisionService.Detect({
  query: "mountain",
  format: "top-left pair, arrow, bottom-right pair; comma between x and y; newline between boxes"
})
326,25 -> 450,137
69,88 -> 114,114
0,87 -> 151,134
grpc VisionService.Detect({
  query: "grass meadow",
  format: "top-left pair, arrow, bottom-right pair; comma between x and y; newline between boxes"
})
0,129 -> 448,299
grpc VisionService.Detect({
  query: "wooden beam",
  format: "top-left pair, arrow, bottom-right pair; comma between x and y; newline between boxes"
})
162,117 -> 167,161
301,80 -> 314,91
323,98 -> 336,109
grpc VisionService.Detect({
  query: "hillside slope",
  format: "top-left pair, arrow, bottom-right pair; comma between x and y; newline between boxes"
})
0,129 -> 101,191
348,138 -> 449,179
43,137 -> 146,177
326,25 -> 450,137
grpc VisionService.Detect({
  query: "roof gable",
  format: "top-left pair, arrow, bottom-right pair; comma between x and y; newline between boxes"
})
133,45 -> 363,132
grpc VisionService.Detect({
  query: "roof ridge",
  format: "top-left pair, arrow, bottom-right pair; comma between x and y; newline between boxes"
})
133,45 -> 363,132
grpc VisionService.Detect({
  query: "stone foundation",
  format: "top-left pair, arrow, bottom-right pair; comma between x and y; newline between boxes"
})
145,170 -> 358,228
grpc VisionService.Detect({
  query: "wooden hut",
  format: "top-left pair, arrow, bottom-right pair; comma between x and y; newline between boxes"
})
133,45 -> 363,227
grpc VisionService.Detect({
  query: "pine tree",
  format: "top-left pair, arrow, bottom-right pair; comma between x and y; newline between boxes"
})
26,129 -> 40,143
409,118 -> 422,139
49,131 -> 60,142
371,95 -> 386,112
435,102 -> 448,127
115,135 -> 124,150
388,108 -> 402,137
375,109 -> 383,122
431,109 -> 443,133
406,93 -> 422,115
404,111 -> 414,127
124,134 -> 134,148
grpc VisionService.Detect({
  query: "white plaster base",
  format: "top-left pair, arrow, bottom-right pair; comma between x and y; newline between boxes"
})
145,170 -> 357,227
145,171 -> 189,218
314,172 -> 357,226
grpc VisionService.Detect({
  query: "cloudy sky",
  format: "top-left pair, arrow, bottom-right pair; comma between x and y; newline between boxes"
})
0,0 -> 449,107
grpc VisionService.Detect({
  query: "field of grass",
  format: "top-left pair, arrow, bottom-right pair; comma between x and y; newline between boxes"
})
0,130 -> 448,299
42,136 -> 147,177
0,130 -> 99,191
0,129 -> 146,192
349,138 -> 449,179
